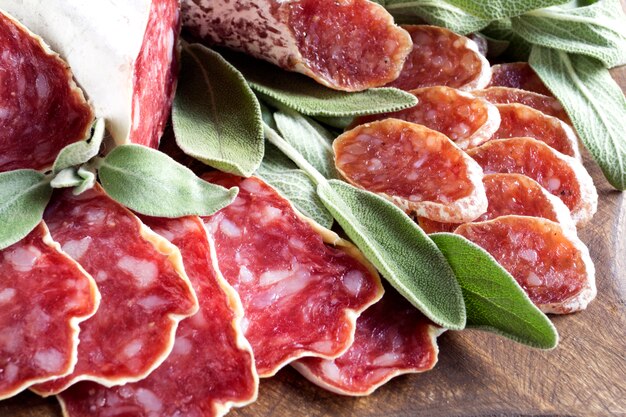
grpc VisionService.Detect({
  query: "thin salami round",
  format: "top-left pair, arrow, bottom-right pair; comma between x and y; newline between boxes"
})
487,62 -> 551,96
334,119 -> 488,223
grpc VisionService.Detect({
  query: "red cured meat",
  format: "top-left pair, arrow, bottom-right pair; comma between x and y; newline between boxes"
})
59,216 -> 257,417
455,216 -> 596,314
32,186 -> 198,396
0,223 -> 98,400
488,62 -> 551,96
0,11 -> 93,172
467,138 -> 597,226
334,119 -> 487,223
386,25 -> 490,92
351,86 -> 500,150
203,173 -> 384,377
182,0 -> 412,91
293,286 -> 440,396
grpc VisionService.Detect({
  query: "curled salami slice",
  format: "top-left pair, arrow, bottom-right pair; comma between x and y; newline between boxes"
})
32,186 -> 198,396
203,173 -> 384,377
487,62 -> 551,96
59,216 -> 257,417
386,25 -> 491,92
467,138 -> 598,226
455,216 -> 596,314
0,223 -> 99,400
0,10 -> 93,173
1,0 -> 180,147
352,86 -> 500,150
418,173 -> 576,234
293,286 -> 441,396
182,0 -> 412,92
334,119 -> 487,223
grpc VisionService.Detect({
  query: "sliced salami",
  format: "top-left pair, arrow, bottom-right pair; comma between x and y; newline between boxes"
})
386,25 -> 491,92
467,138 -> 597,226
351,86 -> 500,150
59,216 -> 257,417
293,286 -> 441,396
487,62 -> 551,96
203,173 -> 384,377
1,0 -> 180,147
334,119 -> 487,223
182,0 -> 412,92
32,186 -> 198,396
455,216 -> 596,314
0,223 -> 99,400
0,10 -> 93,173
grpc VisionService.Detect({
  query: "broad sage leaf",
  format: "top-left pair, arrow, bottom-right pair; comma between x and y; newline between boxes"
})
530,46 -> 626,190
430,233 -> 558,349
0,170 -> 52,250
52,118 -> 106,174
98,145 -> 238,217
443,0 -> 569,19
173,43 -> 264,177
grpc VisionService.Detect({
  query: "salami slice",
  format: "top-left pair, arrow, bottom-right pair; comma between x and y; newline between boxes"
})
293,286 -> 441,396
0,10 -> 93,173
334,119 -> 487,223
31,186 -> 198,396
351,86 -> 500,150
467,138 -> 597,226
59,216 -> 257,417
203,173 -> 384,377
487,62 -> 551,96
182,0 -> 412,92
386,25 -> 491,92
0,223 -> 99,400
1,0 -> 180,147
455,216 -> 596,314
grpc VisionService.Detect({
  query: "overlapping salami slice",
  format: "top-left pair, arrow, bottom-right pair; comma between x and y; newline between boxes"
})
487,62 -> 551,96
467,138 -> 597,226
59,216 -> 257,417
352,86 -> 500,150
182,0 -> 412,91
386,25 -> 491,92
334,119 -> 487,223
0,10 -> 93,172
203,173 -> 384,377
0,223 -> 99,400
455,216 -> 596,314
1,0 -> 180,147
32,186 -> 198,396
293,286 -> 441,396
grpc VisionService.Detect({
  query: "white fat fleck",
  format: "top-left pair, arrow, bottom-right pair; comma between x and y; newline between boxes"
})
290,238 -> 306,251
6,245 -> 42,272
3,363 -> 19,383
0,288 -> 16,305
62,237 -> 92,260
85,208 -> 107,225
519,249 -> 538,263
117,256 -> 158,288
219,218 -> 242,238
240,317 -> 250,334
95,271 -> 108,283
135,388 -> 163,412
412,155 -> 428,170
34,348 -> 64,372
190,310 -> 208,328
137,295 -> 168,311
259,269 -> 292,287
261,206 -> 282,224
132,96 -> 141,129
372,352 -> 401,367
367,158 -> 383,172
547,177 -> 561,191
35,74 -> 50,100
172,337 -> 192,356
309,340 -> 334,353
0,107 -> 10,119
342,270 -> 364,297
238,266 -> 255,284
526,272 -> 542,287
320,360 -> 342,382
118,385 -> 135,399
240,178 -> 262,194
123,340 -> 143,358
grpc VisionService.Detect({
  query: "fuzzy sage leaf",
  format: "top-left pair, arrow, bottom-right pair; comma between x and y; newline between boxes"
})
52,118 -> 105,174
443,0 -> 569,19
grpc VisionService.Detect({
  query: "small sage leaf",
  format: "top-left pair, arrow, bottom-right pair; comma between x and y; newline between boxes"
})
0,170 -> 52,250
50,168 -> 83,189
173,43 -> 264,177
443,0 -> 569,19
52,118 -> 106,174
98,145 -> 238,217
430,233 -> 558,349
73,165 -> 97,195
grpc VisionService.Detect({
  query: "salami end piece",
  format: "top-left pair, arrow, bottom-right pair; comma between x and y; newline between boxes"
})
334,119 -> 488,223
0,223 -> 99,400
182,0 -> 412,92
487,62 -> 551,96
455,216 -> 596,314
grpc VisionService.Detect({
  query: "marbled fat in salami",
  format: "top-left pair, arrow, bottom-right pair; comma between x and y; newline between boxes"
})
455,216 -> 596,314
0,223 -> 99,400
59,216 -> 257,417
203,173 -> 384,377
334,119 -> 487,223
32,186 -> 198,396
182,0 -> 412,91
0,10 -> 93,172
487,62 -> 551,96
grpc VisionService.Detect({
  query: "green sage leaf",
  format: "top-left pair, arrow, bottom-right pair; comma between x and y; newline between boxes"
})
73,165 -> 97,195
98,145 -> 238,217
482,19 -> 532,61
52,118 -> 105,174
443,0 -> 569,19
50,168 -> 83,189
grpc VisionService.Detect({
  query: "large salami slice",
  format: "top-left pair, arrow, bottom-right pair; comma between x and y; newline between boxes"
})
0,10 -> 93,173
1,0 -> 180,147
467,138 -> 597,226
182,0 -> 412,92
334,119 -> 487,223
203,173 -> 384,377
487,62 -> 551,96
293,286 -> 441,396
0,223 -> 99,400
455,216 -> 596,314
386,25 -> 491,92
32,186 -> 198,396
59,216 -> 257,417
